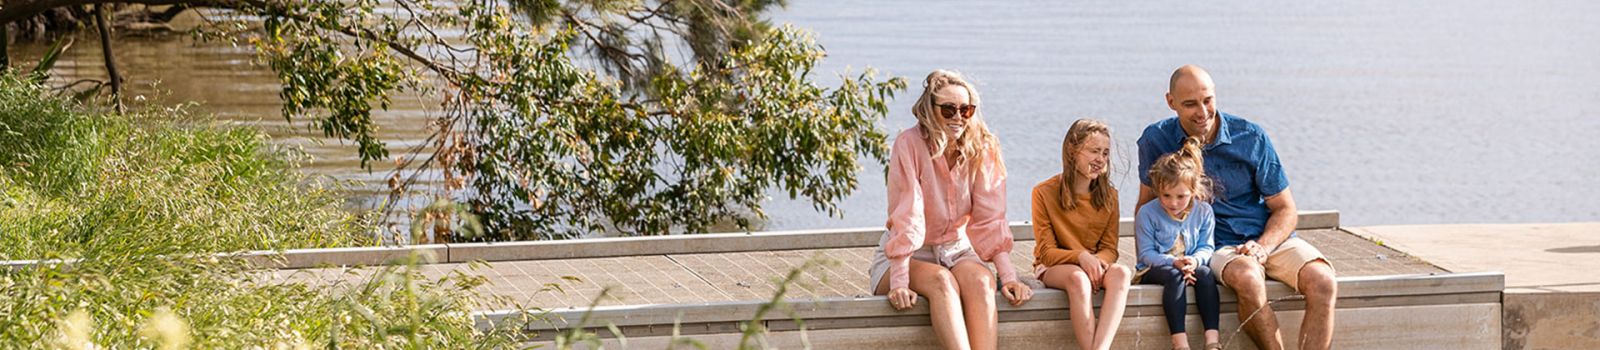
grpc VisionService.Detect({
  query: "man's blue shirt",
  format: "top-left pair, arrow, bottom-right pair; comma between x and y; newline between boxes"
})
1137,112 -> 1290,246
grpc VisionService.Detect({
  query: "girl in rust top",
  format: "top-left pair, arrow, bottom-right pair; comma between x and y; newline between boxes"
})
1031,119 -> 1131,350
867,70 -> 1032,350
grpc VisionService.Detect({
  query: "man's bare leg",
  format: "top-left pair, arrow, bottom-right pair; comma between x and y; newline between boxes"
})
1296,260 -> 1338,350
1223,258 -> 1283,350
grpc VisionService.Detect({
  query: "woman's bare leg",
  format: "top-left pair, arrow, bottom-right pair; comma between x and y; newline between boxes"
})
890,259 -> 968,350
1042,264 -> 1096,350
951,260 -> 999,350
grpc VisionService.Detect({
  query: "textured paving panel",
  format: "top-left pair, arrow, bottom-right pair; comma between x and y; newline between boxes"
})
276,229 -> 1446,310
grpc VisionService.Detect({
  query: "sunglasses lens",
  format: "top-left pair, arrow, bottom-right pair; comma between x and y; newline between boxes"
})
938,104 -> 974,119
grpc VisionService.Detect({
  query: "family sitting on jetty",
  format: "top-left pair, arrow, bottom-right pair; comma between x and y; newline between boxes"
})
867,65 -> 1338,350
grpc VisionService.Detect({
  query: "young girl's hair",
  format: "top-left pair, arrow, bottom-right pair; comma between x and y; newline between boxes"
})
911,70 -> 1005,180
1148,136 -> 1212,202
1059,119 -> 1115,211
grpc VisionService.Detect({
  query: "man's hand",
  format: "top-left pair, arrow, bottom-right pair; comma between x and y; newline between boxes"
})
1239,240 -> 1267,263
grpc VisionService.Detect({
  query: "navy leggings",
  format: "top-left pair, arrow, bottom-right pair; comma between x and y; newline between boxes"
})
1139,264 -> 1221,334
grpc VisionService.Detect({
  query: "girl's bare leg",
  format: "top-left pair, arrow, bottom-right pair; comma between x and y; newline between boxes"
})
1171,333 -> 1192,349
1042,264 -> 1096,350
1091,265 -> 1132,350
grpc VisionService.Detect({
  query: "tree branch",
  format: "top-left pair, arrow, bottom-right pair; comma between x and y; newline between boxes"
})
0,0 -> 243,24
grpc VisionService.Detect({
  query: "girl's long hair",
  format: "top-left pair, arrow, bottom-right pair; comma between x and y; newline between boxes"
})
1060,119 -> 1115,211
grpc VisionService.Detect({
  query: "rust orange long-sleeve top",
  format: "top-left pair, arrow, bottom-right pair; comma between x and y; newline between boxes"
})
1031,175 -> 1120,268
884,127 -> 1017,291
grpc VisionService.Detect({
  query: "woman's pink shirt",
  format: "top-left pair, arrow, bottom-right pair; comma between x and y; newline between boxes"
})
883,127 -> 1016,291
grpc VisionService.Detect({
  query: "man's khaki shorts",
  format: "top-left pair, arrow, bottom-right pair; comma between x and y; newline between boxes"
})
1209,237 -> 1332,292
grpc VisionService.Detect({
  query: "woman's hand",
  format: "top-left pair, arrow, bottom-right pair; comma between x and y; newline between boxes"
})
888,287 -> 918,310
1078,251 -> 1105,289
1001,281 -> 1033,306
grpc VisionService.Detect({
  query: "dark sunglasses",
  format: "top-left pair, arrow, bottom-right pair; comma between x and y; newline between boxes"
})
937,103 -> 977,119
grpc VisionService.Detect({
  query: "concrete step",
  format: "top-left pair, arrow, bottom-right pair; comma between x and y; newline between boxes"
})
493,272 -> 1503,349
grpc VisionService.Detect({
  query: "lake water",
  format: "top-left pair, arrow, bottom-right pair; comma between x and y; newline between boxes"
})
18,0 -> 1600,232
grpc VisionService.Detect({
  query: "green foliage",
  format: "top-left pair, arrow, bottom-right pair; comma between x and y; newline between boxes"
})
0,73 -> 368,260
218,0 -> 904,240
1,252 -> 540,348
28,36 -> 74,84
253,0 -> 413,169
0,75 -> 539,348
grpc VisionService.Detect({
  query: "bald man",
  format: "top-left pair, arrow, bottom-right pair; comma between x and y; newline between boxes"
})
1135,65 -> 1339,350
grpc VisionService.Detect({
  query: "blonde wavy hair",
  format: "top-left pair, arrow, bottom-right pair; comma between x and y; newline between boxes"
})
911,70 -> 1004,180
1148,136 -> 1213,202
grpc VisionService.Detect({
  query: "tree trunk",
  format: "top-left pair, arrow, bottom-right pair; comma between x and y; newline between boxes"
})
93,3 -> 122,113
1,25 -> 10,70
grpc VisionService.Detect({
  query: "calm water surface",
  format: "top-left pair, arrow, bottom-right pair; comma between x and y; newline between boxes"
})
19,0 -> 1600,232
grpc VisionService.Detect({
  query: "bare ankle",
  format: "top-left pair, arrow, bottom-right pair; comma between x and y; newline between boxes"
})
1171,333 -> 1190,350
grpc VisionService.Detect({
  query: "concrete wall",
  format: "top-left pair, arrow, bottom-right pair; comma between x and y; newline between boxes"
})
540,303 -> 1501,350
498,272 -> 1502,349
1503,292 -> 1600,350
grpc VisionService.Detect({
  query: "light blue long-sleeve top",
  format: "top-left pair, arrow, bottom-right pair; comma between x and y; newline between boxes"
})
1135,199 -> 1216,271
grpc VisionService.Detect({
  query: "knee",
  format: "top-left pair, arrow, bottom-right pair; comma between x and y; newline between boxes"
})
921,269 -> 960,299
1152,267 -> 1184,287
1106,264 -> 1133,284
1299,262 -> 1338,301
1223,262 -> 1267,301
1224,260 -> 1264,289
956,269 -> 996,293
1195,265 -> 1217,282
1063,270 -> 1091,291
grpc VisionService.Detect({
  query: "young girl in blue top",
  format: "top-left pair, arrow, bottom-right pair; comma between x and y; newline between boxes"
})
1136,136 -> 1220,350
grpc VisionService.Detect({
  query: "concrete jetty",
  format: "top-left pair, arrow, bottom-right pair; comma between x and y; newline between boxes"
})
1350,223 -> 1600,350
254,210 -> 1600,349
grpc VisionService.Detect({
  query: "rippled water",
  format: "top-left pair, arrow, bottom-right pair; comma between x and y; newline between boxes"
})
16,0 -> 1600,231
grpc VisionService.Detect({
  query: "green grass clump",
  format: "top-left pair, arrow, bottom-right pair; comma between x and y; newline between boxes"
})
0,74 -> 537,347
1,252 -> 535,348
0,73 -> 370,260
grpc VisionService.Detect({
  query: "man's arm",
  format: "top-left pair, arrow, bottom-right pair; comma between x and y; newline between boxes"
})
1136,184 -> 1157,217
1255,188 -> 1297,250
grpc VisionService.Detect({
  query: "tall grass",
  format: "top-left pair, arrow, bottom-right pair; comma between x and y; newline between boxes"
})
2,251 -> 537,347
0,73 -> 369,260
0,74 -> 539,347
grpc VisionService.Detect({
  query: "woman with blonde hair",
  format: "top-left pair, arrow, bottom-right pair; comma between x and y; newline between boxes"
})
1031,119 -> 1132,350
868,70 -> 1032,349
